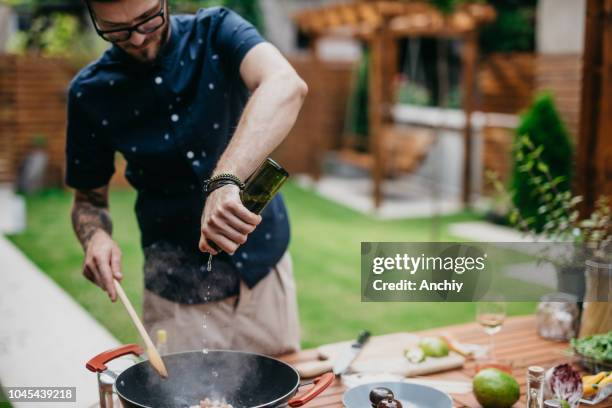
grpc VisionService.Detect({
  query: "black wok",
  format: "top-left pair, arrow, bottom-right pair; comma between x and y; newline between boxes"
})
86,344 -> 334,408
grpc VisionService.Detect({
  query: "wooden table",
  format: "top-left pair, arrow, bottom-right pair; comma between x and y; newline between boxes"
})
280,315 -> 612,408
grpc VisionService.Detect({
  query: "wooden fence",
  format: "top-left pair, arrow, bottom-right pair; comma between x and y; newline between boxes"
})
0,56 -> 17,184
478,51 -> 584,194
478,52 -> 535,115
0,53 -> 354,188
536,54 -> 582,140
273,55 -> 354,177
0,54 -> 75,186
1,49 -> 599,203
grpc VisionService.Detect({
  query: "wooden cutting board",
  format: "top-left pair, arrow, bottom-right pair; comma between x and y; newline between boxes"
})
316,332 -> 465,377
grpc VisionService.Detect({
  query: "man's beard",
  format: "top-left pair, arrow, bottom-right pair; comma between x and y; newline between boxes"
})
120,21 -> 170,64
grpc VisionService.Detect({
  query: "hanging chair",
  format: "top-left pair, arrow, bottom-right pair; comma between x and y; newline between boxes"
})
338,39 -> 435,178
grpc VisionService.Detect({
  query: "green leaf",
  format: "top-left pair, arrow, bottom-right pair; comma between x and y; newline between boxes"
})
551,176 -> 566,186
580,220 -> 596,228
569,196 -> 583,206
509,210 -> 519,226
524,217 -> 536,226
532,145 -> 544,158
536,161 -> 549,174
551,208 -> 564,219
511,92 -> 573,234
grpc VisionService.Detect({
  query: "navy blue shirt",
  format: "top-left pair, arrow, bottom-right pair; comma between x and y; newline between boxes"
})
65,8 -> 290,304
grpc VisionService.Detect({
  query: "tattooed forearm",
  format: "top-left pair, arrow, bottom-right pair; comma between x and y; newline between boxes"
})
71,186 -> 113,250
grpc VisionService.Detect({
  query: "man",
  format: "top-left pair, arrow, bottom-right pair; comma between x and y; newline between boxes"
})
66,0 -> 307,355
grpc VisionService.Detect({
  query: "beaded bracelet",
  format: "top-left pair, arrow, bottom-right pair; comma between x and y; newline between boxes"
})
203,173 -> 245,194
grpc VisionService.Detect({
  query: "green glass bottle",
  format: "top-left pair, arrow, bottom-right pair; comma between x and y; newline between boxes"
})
240,158 -> 289,215
206,158 -> 289,270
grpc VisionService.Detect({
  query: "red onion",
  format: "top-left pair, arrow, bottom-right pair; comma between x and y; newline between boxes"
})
545,364 -> 583,407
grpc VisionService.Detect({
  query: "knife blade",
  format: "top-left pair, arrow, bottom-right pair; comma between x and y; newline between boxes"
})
332,330 -> 371,376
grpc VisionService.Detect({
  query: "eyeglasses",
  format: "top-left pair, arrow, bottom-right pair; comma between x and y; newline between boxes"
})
88,0 -> 166,43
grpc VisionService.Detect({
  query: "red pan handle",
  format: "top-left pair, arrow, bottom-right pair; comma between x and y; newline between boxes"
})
86,344 -> 144,373
288,372 -> 335,407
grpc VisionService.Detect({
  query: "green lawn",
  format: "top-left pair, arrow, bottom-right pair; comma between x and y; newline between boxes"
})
0,386 -> 9,408
7,183 -> 535,349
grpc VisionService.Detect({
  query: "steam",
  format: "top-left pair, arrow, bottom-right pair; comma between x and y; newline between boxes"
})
136,241 -> 265,406
132,350 -> 261,407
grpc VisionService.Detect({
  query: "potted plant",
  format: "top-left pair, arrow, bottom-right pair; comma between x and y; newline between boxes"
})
16,134 -> 49,194
487,98 -> 611,338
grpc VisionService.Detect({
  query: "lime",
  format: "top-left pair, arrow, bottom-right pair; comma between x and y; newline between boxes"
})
418,337 -> 449,357
405,346 -> 426,363
559,401 -> 570,408
473,368 -> 520,408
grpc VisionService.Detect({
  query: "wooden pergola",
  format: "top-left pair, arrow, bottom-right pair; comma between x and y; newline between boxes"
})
295,1 -> 496,208
577,0 -> 612,216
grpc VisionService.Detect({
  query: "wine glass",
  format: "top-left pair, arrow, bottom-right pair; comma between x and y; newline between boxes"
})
476,298 -> 506,360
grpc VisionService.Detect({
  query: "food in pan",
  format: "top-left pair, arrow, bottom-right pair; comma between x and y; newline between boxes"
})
190,398 -> 233,408
369,387 -> 394,407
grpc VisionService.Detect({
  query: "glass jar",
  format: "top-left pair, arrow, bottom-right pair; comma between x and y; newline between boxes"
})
580,259 -> 612,337
526,366 -> 545,408
536,293 -> 579,341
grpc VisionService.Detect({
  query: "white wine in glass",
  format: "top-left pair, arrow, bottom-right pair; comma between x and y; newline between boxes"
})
478,312 -> 505,334
476,300 -> 506,358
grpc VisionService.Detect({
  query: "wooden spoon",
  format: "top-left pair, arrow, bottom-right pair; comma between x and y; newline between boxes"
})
113,279 -> 168,378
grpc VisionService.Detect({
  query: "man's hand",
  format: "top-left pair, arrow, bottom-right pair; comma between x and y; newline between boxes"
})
199,185 -> 261,255
71,185 -> 121,301
83,229 -> 123,301
200,44 -> 306,253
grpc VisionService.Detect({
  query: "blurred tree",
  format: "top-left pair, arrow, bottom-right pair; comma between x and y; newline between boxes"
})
479,0 -> 536,53
426,0 -> 536,54
427,0 -> 473,14
8,0 -> 264,33
6,0 -> 87,42
511,92 -> 573,232
169,0 -> 264,33
7,0 -> 85,17
7,9 -> 106,67
6,0 -> 263,63
40,13 -> 104,58
345,48 -> 369,148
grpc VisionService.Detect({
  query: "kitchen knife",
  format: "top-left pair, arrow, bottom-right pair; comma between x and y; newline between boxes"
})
295,331 -> 370,378
332,330 -> 371,376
